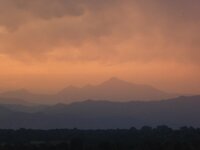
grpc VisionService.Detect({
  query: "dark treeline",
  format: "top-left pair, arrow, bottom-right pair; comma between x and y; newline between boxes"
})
0,126 -> 200,150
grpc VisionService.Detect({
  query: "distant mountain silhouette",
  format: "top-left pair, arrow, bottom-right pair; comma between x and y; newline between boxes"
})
0,78 -> 177,104
0,95 -> 200,129
0,96 -> 30,105
0,89 -> 55,104
56,77 -> 177,103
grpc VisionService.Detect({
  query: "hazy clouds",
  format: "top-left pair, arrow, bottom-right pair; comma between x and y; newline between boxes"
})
0,0 -> 200,94
0,0 -> 199,63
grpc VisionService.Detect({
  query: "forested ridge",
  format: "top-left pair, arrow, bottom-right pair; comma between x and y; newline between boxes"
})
0,126 -> 200,150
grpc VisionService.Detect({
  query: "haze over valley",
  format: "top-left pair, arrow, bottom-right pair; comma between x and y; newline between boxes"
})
0,77 -> 178,105
0,95 -> 200,129
0,77 -> 199,129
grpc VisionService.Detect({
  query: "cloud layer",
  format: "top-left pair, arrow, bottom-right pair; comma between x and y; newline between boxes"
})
0,0 -> 199,63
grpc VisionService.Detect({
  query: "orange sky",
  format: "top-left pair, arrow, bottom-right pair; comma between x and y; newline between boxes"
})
0,0 -> 200,94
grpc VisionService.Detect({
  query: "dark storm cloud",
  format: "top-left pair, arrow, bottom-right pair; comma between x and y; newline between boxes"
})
0,0 -> 85,30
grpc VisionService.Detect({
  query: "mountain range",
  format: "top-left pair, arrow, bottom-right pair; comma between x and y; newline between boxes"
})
0,95 -> 200,129
0,77 -> 176,105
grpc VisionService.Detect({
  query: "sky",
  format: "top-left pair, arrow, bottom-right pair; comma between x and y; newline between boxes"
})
0,0 -> 200,94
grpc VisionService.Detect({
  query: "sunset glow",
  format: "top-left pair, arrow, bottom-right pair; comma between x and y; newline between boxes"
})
0,0 -> 199,94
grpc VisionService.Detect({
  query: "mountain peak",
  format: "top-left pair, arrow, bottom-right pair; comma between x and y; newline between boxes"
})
58,85 -> 79,94
100,77 -> 131,86
104,77 -> 125,83
108,77 -> 122,82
